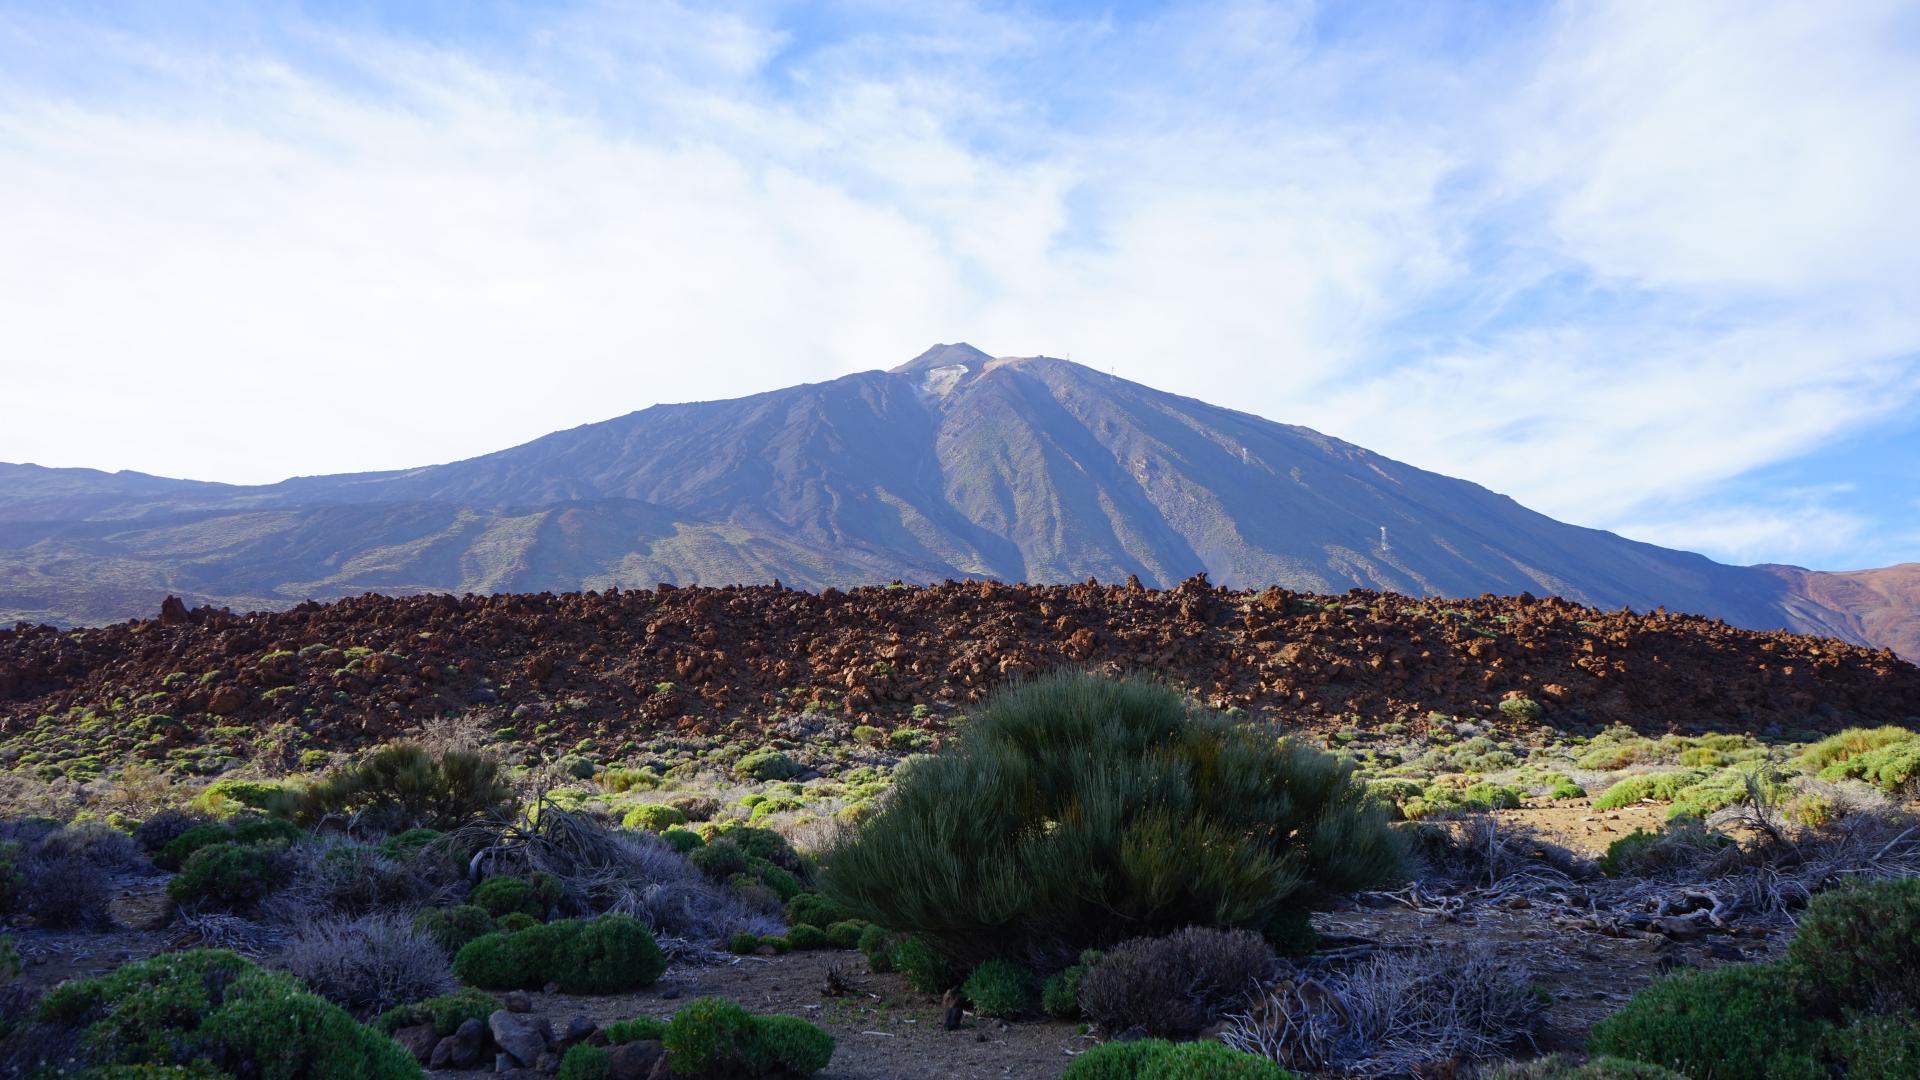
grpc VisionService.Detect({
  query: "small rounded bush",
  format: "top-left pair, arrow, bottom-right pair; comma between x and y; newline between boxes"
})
754,1013 -> 835,1075
857,925 -> 896,972
412,904 -> 496,955
963,959 -> 1035,1019
735,749 -> 803,782
154,824 -> 233,870
663,997 -> 769,1077
1787,875 -> 1920,1014
605,1016 -> 669,1044
167,842 -> 283,909
890,935 -> 954,994
556,1043 -> 611,1080
729,931 -> 763,955
825,920 -> 868,949
748,859 -> 801,901
787,924 -> 830,951
454,916 -> 664,994
496,912 -> 539,933
470,874 -> 541,918
661,828 -> 704,853
1042,964 -> 1089,1019
375,989 -> 499,1036
690,840 -> 749,879
1587,962 -> 1829,1079
377,827 -> 444,859
786,892 -> 849,930
622,803 -> 687,832
551,914 -> 667,994
452,928 -> 545,989
1062,1039 -> 1296,1080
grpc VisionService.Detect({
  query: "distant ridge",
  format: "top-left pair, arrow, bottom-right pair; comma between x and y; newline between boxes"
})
1,344 -> 1913,658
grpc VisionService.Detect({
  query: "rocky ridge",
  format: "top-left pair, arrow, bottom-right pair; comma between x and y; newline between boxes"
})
3,579 -> 1917,765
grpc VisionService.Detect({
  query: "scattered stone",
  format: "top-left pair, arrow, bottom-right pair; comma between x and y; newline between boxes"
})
505,990 -> 534,1013
563,1014 -> 598,1046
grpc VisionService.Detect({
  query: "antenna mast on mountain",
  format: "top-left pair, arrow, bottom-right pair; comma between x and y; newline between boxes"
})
1380,526 -> 1390,553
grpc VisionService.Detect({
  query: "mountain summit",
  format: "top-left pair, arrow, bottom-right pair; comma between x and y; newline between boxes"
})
1,346 -> 1913,657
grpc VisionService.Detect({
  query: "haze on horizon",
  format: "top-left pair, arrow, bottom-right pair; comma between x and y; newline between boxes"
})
2,1 -> 1917,573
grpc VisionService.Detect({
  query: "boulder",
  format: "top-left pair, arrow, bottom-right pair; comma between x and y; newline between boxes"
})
392,1022 -> 438,1065
609,1040 -> 665,1080
490,1009 -> 548,1068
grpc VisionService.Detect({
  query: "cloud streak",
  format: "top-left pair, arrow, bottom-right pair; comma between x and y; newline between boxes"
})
0,0 -> 1915,571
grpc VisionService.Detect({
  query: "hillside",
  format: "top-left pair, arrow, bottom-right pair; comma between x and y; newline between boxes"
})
0,344 -> 1912,658
4,581 -> 1918,781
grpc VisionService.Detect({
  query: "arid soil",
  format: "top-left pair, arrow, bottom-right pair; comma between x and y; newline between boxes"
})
5,579 -> 1918,763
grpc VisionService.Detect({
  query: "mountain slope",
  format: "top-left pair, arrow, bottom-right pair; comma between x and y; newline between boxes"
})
1,344 -> 1912,657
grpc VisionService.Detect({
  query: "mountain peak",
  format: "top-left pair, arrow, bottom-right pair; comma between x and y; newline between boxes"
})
890,342 -> 992,373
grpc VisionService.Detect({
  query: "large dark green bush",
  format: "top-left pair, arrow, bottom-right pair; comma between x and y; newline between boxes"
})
659,998 -> 834,1078
1587,962 -> 1829,1079
556,1044 -> 611,1080
1787,876 -> 1920,1015
1828,1012 -> 1920,1076
1062,1039 -> 1296,1080
452,915 -> 665,994
469,873 -> 560,919
155,816 -> 299,871
298,743 -> 515,830
819,672 -> 1402,965
1484,1057 -> 1685,1080
166,842 -> 285,909
34,949 -> 421,1079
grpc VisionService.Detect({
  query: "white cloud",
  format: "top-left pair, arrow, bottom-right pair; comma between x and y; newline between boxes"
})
0,0 -> 1914,571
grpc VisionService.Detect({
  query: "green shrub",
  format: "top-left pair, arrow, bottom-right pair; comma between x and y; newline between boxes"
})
1042,964 -> 1089,1019
962,959 -> 1035,1018
890,935 -> 955,993
1818,739 -> 1920,793
496,912 -> 538,932
659,998 -> 834,1078
376,827 -> 444,859
1587,962 -> 1829,1079
190,778 -> 300,819
661,828 -> 704,853
411,905 -> 496,955
825,920 -> 867,949
1499,697 -> 1543,722
621,803 -> 687,832
786,892 -> 849,930
1665,762 -> 1789,821
735,749 -> 803,782
154,817 -> 299,871
729,931 -> 763,955
857,925 -> 896,972
453,915 -> 665,994
1797,726 -> 1917,772
605,1016 -> 669,1044
1787,876 -> 1920,1015
819,672 -> 1402,965
1829,1012 -> 1920,1076
745,858 -> 801,901
298,742 -> 515,830
470,875 -> 544,918
663,997 -> 767,1076
1061,1039 -> 1296,1080
1483,1056 -> 1686,1079
753,1014 -> 834,1075
787,924 -> 830,951
689,839 -> 749,879
37,949 -> 420,1079
1592,771 -> 1706,812
1598,822 -> 1735,877
166,842 -> 284,909
374,989 -> 499,1036
556,1044 -> 611,1080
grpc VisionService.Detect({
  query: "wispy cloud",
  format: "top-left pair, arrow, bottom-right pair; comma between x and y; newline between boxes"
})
0,0 -> 1915,571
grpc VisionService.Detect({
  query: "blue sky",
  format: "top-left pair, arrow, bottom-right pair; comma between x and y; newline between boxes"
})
1,0 -> 1916,571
